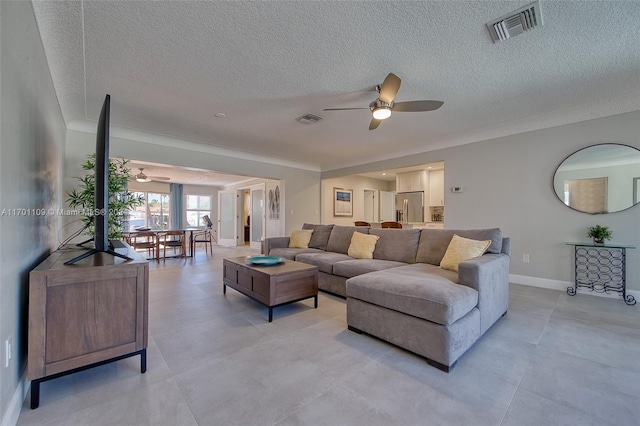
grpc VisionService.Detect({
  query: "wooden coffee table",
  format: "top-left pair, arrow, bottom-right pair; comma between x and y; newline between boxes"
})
223,257 -> 319,322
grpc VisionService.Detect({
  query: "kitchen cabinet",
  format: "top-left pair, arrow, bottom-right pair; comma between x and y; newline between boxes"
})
397,170 -> 427,192
429,169 -> 444,206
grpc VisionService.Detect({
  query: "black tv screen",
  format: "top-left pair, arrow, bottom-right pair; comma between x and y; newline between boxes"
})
94,94 -> 110,252
65,94 -> 131,264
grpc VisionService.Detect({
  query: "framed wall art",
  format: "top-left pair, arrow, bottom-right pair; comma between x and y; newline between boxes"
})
333,188 -> 353,217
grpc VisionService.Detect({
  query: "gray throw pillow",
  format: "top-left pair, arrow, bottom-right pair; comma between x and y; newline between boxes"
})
302,223 -> 334,250
326,225 -> 367,254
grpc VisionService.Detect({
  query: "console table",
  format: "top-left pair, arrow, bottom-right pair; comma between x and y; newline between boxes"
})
28,244 -> 149,408
565,242 -> 636,305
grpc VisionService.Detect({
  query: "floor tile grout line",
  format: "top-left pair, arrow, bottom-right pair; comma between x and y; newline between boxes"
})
497,357 -> 533,425
269,353 -> 388,426
498,291 -> 601,425
532,291 -> 561,346
498,288 -> 561,425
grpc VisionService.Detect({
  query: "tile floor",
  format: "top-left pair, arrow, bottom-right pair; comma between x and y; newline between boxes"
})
17,245 -> 640,426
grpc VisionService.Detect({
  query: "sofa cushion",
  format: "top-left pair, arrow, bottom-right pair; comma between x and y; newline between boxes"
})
440,234 -> 491,272
326,225 -> 367,254
347,232 -> 380,259
302,223 -> 334,250
334,259 -> 408,278
289,229 -> 314,248
388,262 -> 460,283
369,228 -> 421,263
269,247 -> 324,260
346,264 -> 477,326
295,252 -> 354,274
416,228 -> 503,265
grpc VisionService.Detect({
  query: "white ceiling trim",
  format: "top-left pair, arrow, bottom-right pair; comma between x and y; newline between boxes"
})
323,91 -> 640,172
67,120 -> 321,172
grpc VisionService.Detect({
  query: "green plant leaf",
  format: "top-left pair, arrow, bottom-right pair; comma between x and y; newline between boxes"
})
67,154 -> 142,240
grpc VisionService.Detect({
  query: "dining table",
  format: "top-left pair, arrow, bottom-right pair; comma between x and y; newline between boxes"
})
124,228 -> 202,258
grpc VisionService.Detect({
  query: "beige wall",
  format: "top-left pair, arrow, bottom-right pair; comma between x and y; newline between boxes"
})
0,2 -> 67,423
320,175 -> 392,226
323,111 -> 640,292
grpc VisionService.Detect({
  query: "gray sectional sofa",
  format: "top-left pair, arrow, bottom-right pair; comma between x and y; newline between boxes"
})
263,224 -> 511,371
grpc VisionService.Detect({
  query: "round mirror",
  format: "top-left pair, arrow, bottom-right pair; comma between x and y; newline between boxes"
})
553,143 -> 640,214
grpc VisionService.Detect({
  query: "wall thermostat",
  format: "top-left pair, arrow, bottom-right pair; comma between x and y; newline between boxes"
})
451,186 -> 464,193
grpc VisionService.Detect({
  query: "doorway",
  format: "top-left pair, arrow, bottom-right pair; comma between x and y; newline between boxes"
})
217,190 -> 236,247
217,185 -> 265,248
363,189 -> 377,223
248,184 -> 265,250
241,190 -> 250,245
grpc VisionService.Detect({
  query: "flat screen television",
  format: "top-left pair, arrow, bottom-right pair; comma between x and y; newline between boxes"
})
65,94 -> 132,264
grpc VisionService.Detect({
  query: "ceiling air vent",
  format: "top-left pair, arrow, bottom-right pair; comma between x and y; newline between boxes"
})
296,113 -> 324,124
486,1 -> 543,43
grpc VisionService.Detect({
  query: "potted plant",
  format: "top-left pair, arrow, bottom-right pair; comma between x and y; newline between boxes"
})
587,225 -> 612,245
67,154 -> 144,240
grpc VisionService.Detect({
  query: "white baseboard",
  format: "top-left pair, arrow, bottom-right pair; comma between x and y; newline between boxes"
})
509,274 -> 569,291
510,274 -> 640,302
0,371 -> 28,426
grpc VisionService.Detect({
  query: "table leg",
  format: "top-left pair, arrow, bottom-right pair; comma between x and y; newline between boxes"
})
30,379 -> 41,409
140,348 -> 147,373
314,294 -> 318,309
223,284 -> 226,295
268,307 -> 273,322
567,245 -> 577,296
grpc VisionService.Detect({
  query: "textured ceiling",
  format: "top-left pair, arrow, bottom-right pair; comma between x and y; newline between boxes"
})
33,1 -> 640,171
127,160 -> 253,187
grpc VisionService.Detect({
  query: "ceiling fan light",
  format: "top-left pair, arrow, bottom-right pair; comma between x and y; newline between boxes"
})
135,168 -> 148,182
372,107 -> 391,120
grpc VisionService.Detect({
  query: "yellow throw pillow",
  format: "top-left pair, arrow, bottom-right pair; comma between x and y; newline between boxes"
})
289,229 -> 314,248
440,234 -> 491,272
347,232 -> 380,259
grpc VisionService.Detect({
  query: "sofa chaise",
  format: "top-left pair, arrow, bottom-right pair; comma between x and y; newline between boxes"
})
263,224 -> 511,371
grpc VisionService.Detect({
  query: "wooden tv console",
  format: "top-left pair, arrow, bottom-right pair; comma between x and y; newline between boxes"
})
28,244 -> 149,409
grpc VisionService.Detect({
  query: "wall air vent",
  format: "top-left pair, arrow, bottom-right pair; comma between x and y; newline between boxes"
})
486,1 -> 543,43
296,113 -> 324,124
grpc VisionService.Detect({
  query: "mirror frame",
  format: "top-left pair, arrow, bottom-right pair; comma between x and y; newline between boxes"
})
553,143 -> 640,215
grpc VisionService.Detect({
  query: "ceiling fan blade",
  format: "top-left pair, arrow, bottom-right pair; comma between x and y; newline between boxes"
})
149,176 -> 170,181
323,107 -> 369,111
392,100 -> 444,112
369,118 -> 382,130
378,73 -> 401,104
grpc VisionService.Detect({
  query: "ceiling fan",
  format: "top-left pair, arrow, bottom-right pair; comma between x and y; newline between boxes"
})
133,168 -> 170,183
323,73 -> 444,130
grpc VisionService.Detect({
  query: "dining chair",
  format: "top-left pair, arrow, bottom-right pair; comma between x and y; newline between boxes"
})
120,233 -> 131,244
354,221 -> 371,226
381,221 -> 403,229
158,230 -> 186,260
193,228 -> 213,255
129,231 -> 159,261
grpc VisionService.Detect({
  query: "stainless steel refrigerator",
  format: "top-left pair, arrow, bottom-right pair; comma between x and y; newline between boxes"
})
395,191 -> 424,223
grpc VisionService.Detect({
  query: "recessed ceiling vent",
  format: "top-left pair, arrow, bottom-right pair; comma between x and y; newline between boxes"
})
487,1 -> 543,43
296,113 -> 324,124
